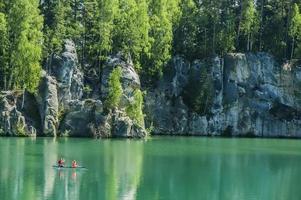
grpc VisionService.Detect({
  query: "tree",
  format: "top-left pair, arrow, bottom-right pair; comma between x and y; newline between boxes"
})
173,0 -> 200,61
113,0 -> 151,71
240,0 -> 259,51
144,0 -> 179,79
289,3 -> 301,60
105,67 -> 123,110
126,89 -> 144,126
0,12 -> 8,90
83,0 -> 118,67
7,0 -> 43,92
42,0 -> 68,69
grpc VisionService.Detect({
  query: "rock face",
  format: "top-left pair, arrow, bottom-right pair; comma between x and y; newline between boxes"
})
59,99 -> 103,137
0,42 -> 148,138
58,53 -> 146,138
101,53 -> 141,106
50,39 -> 83,106
145,53 -> 301,137
100,54 -> 146,138
36,71 -> 58,136
0,91 -> 37,136
3,38 -> 300,138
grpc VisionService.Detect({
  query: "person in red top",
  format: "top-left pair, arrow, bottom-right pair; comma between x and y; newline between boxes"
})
58,158 -> 65,167
71,160 -> 78,168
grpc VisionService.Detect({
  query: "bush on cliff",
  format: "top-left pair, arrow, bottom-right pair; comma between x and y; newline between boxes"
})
126,89 -> 145,127
105,67 -> 123,110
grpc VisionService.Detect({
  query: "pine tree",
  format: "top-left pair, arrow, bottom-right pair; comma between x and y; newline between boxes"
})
0,12 -> 8,89
145,0 -> 178,78
126,89 -> 144,126
42,0 -> 68,69
84,0 -> 118,67
7,0 -> 43,92
240,0 -> 259,51
105,67 -> 123,110
173,0 -> 200,60
113,0 -> 151,70
289,3 -> 301,60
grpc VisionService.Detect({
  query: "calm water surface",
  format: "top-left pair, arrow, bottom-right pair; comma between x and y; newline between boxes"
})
0,137 -> 301,200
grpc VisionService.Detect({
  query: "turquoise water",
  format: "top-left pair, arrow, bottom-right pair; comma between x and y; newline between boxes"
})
0,137 -> 301,200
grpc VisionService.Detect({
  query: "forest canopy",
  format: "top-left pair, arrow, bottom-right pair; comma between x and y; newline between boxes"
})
0,0 -> 301,91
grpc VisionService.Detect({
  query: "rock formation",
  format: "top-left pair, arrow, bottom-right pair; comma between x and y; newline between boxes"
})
1,39 -> 301,138
145,53 -> 301,137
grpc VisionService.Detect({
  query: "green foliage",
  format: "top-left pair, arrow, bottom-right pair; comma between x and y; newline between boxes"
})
240,0 -> 259,51
173,0 -> 201,61
7,0 -> 43,93
289,4 -> 301,41
16,121 -> 26,137
83,0 -> 118,67
142,0 -> 181,79
289,4 -> 301,59
126,89 -> 145,127
42,1 -> 68,57
83,85 -> 92,97
1,0 -> 301,93
0,12 -> 8,89
113,0 -> 151,71
105,67 -> 123,110
58,107 -> 67,122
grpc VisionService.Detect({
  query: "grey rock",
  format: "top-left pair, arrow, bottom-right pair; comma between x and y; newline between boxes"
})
144,53 -> 301,137
0,91 -> 36,136
112,113 -> 133,137
36,71 -> 58,136
101,53 -> 140,107
59,99 -> 103,137
50,39 -> 83,106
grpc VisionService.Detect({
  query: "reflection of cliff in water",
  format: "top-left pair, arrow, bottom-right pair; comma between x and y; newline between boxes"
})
43,139 -> 145,200
0,138 -> 35,199
43,138 -> 57,199
1,138 -> 301,200
102,140 -> 144,200
136,138 -> 301,200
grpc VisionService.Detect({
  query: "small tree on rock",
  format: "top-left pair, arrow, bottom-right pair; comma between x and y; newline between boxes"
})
105,67 -> 123,110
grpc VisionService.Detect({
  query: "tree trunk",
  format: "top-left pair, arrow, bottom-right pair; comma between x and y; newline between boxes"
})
236,0 -> 243,48
204,28 -> 207,56
291,36 -> 295,60
213,23 -> 216,53
247,33 -> 250,51
286,1 -> 293,59
21,89 -> 25,109
8,71 -> 13,90
4,71 -> 6,90
259,0 -> 264,51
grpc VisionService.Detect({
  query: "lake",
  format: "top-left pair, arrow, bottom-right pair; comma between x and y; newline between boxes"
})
0,137 -> 301,200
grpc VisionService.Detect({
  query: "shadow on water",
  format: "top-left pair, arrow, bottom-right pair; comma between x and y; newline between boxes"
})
0,137 -> 301,200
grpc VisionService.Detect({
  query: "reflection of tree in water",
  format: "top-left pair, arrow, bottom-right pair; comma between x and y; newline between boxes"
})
103,140 -> 144,200
1,138 -> 301,200
135,138 -> 301,200
43,138 -> 57,198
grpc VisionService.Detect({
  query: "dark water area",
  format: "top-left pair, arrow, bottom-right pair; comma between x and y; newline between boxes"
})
0,137 -> 301,200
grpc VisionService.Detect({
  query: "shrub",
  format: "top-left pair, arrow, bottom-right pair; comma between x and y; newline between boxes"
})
83,85 -> 92,97
105,67 -> 123,110
16,121 -> 26,136
126,89 -> 145,127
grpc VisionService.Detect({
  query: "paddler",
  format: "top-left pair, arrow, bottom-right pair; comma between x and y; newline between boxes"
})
58,157 -> 65,167
71,160 -> 78,168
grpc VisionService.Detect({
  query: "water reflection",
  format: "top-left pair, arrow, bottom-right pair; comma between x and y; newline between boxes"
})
0,137 -> 301,200
136,138 -> 301,200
